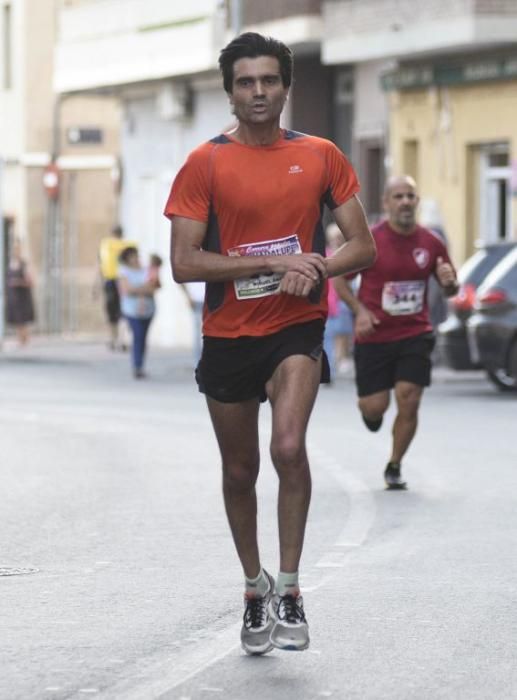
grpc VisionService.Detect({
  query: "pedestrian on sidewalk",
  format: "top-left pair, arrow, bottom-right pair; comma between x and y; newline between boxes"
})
323,223 -> 355,380
165,32 -> 375,654
179,281 -> 205,367
96,224 -> 137,351
117,247 -> 159,379
334,176 -> 458,490
6,238 -> 35,347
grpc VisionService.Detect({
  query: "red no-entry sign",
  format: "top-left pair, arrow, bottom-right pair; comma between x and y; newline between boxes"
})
43,162 -> 60,199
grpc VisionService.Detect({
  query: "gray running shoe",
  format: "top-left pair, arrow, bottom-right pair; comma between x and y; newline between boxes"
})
269,592 -> 310,651
240,571 -> 275,655
384,462 -> 407,490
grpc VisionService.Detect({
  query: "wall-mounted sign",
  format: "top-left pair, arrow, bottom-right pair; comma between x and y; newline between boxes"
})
43,162 -> 60,200
381,54 -> 517,91
67,128 -> 103,145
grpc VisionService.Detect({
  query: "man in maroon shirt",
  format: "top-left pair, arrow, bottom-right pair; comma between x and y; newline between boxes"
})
335,176 -> 458,489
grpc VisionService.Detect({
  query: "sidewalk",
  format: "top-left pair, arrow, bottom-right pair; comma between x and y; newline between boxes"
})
0,333 -> 196,385
0,333 -> 486,385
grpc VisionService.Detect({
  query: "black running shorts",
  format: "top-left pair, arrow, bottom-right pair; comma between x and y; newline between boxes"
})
354,332 -> 435,398
104,279 -> 121,324
196,319 -> 330,403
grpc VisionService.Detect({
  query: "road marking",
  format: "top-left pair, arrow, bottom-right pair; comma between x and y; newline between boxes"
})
305,442 -> 376,588
96,440 -> 376,699
199,688 -> 223,693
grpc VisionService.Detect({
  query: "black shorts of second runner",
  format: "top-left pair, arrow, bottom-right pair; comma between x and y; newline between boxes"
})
196,319 -> 330,403
354,332 -> 436,397
104,279 -> 121,324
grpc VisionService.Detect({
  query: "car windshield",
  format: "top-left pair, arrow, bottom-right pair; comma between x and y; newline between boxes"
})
459,244 -> 516,286
476,247 -> 517,294
458,251 -> 487,284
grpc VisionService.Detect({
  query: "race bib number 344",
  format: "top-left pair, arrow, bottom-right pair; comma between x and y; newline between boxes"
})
382,280 -> 425,316
228,234 -> 302,300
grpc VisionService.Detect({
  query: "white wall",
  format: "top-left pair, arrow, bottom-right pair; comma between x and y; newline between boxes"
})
354,60 -> 389,142
0,0 -> 25,221
54,0 -> 222,92
120,82 -> 233,349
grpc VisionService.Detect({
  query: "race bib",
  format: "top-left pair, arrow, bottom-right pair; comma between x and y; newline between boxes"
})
382,280 -> 425,316
228,234 -> 302,300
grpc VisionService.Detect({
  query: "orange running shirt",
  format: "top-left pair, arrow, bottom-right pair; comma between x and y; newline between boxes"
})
164,130 -> 359,338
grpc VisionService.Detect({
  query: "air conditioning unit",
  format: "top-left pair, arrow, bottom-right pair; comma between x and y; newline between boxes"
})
156,83 -> 192,120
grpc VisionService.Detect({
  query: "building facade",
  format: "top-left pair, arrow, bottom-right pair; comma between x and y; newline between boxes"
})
322,0 -> 517,263
0,0 -> 121,335
54,0 -> 328,348
384,51 -> 517,262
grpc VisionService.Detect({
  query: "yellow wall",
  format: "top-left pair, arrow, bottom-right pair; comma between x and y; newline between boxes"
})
389,80 -> 517,266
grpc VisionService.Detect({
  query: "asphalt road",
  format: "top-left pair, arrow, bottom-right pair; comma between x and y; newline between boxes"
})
1,339 -> 516,700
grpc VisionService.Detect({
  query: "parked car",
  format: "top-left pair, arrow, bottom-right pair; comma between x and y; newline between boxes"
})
466,245 -> 517,391
437,242 -> 517,370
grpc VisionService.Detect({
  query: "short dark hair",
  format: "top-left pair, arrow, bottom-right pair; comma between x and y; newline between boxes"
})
119,246 -> 138,264
112,224 -> 123,237
218,32 -> 293,93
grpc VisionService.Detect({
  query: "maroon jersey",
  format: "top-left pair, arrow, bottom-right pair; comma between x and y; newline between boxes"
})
356,220 -> 453,344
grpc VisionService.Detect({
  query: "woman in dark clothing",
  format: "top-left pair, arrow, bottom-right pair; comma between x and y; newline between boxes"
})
6,240 -> 35,346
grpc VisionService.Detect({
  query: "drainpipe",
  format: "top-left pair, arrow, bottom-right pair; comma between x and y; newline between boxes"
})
231,0 -> 242,35
0,156 -> 5,349
44,94 -> 63,333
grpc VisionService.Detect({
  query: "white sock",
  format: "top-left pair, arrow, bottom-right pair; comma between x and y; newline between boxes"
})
275,571 -> 299,596
245,568 -> 270,597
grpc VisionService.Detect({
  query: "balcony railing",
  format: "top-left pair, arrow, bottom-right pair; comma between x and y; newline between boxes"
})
322,0 -> 517,63
241,0 -> 322,25
54,0 -> 223,92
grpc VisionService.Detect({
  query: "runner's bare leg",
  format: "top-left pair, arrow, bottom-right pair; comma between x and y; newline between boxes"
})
390,381 -> 423,463
207,397 -> 262,579
358,390 -> 390,423
266,354 -> 321,573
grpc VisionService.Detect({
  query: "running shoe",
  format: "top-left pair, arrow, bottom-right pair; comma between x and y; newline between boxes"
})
269,591 -> 310,651
384,462 -> 407,490
240,570 -> 275,655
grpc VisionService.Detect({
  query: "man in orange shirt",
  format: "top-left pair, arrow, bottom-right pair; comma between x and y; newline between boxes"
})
164,32 -> 375,654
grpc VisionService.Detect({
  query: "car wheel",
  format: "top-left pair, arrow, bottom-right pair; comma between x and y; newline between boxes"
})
486,341 -> 517,392
487,368 -> 517,391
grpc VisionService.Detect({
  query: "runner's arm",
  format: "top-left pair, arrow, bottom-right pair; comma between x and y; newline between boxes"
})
332,276 -> 362,315
435,255 -> 459,297
333,275 -> 380,338
326,196 -> 376,278
170,216 -> 327,284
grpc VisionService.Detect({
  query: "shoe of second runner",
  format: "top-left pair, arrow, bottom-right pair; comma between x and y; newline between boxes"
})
240,571 -> 275,655
269,592 -> 310,651
384,462 -> 407,490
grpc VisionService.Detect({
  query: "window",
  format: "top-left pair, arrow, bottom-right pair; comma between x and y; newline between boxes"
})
358,139 -> 385,223
2,3 -> 12,90
403,140 -> 419,183
333,68 -> 354,157
479,144 -> 512,243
